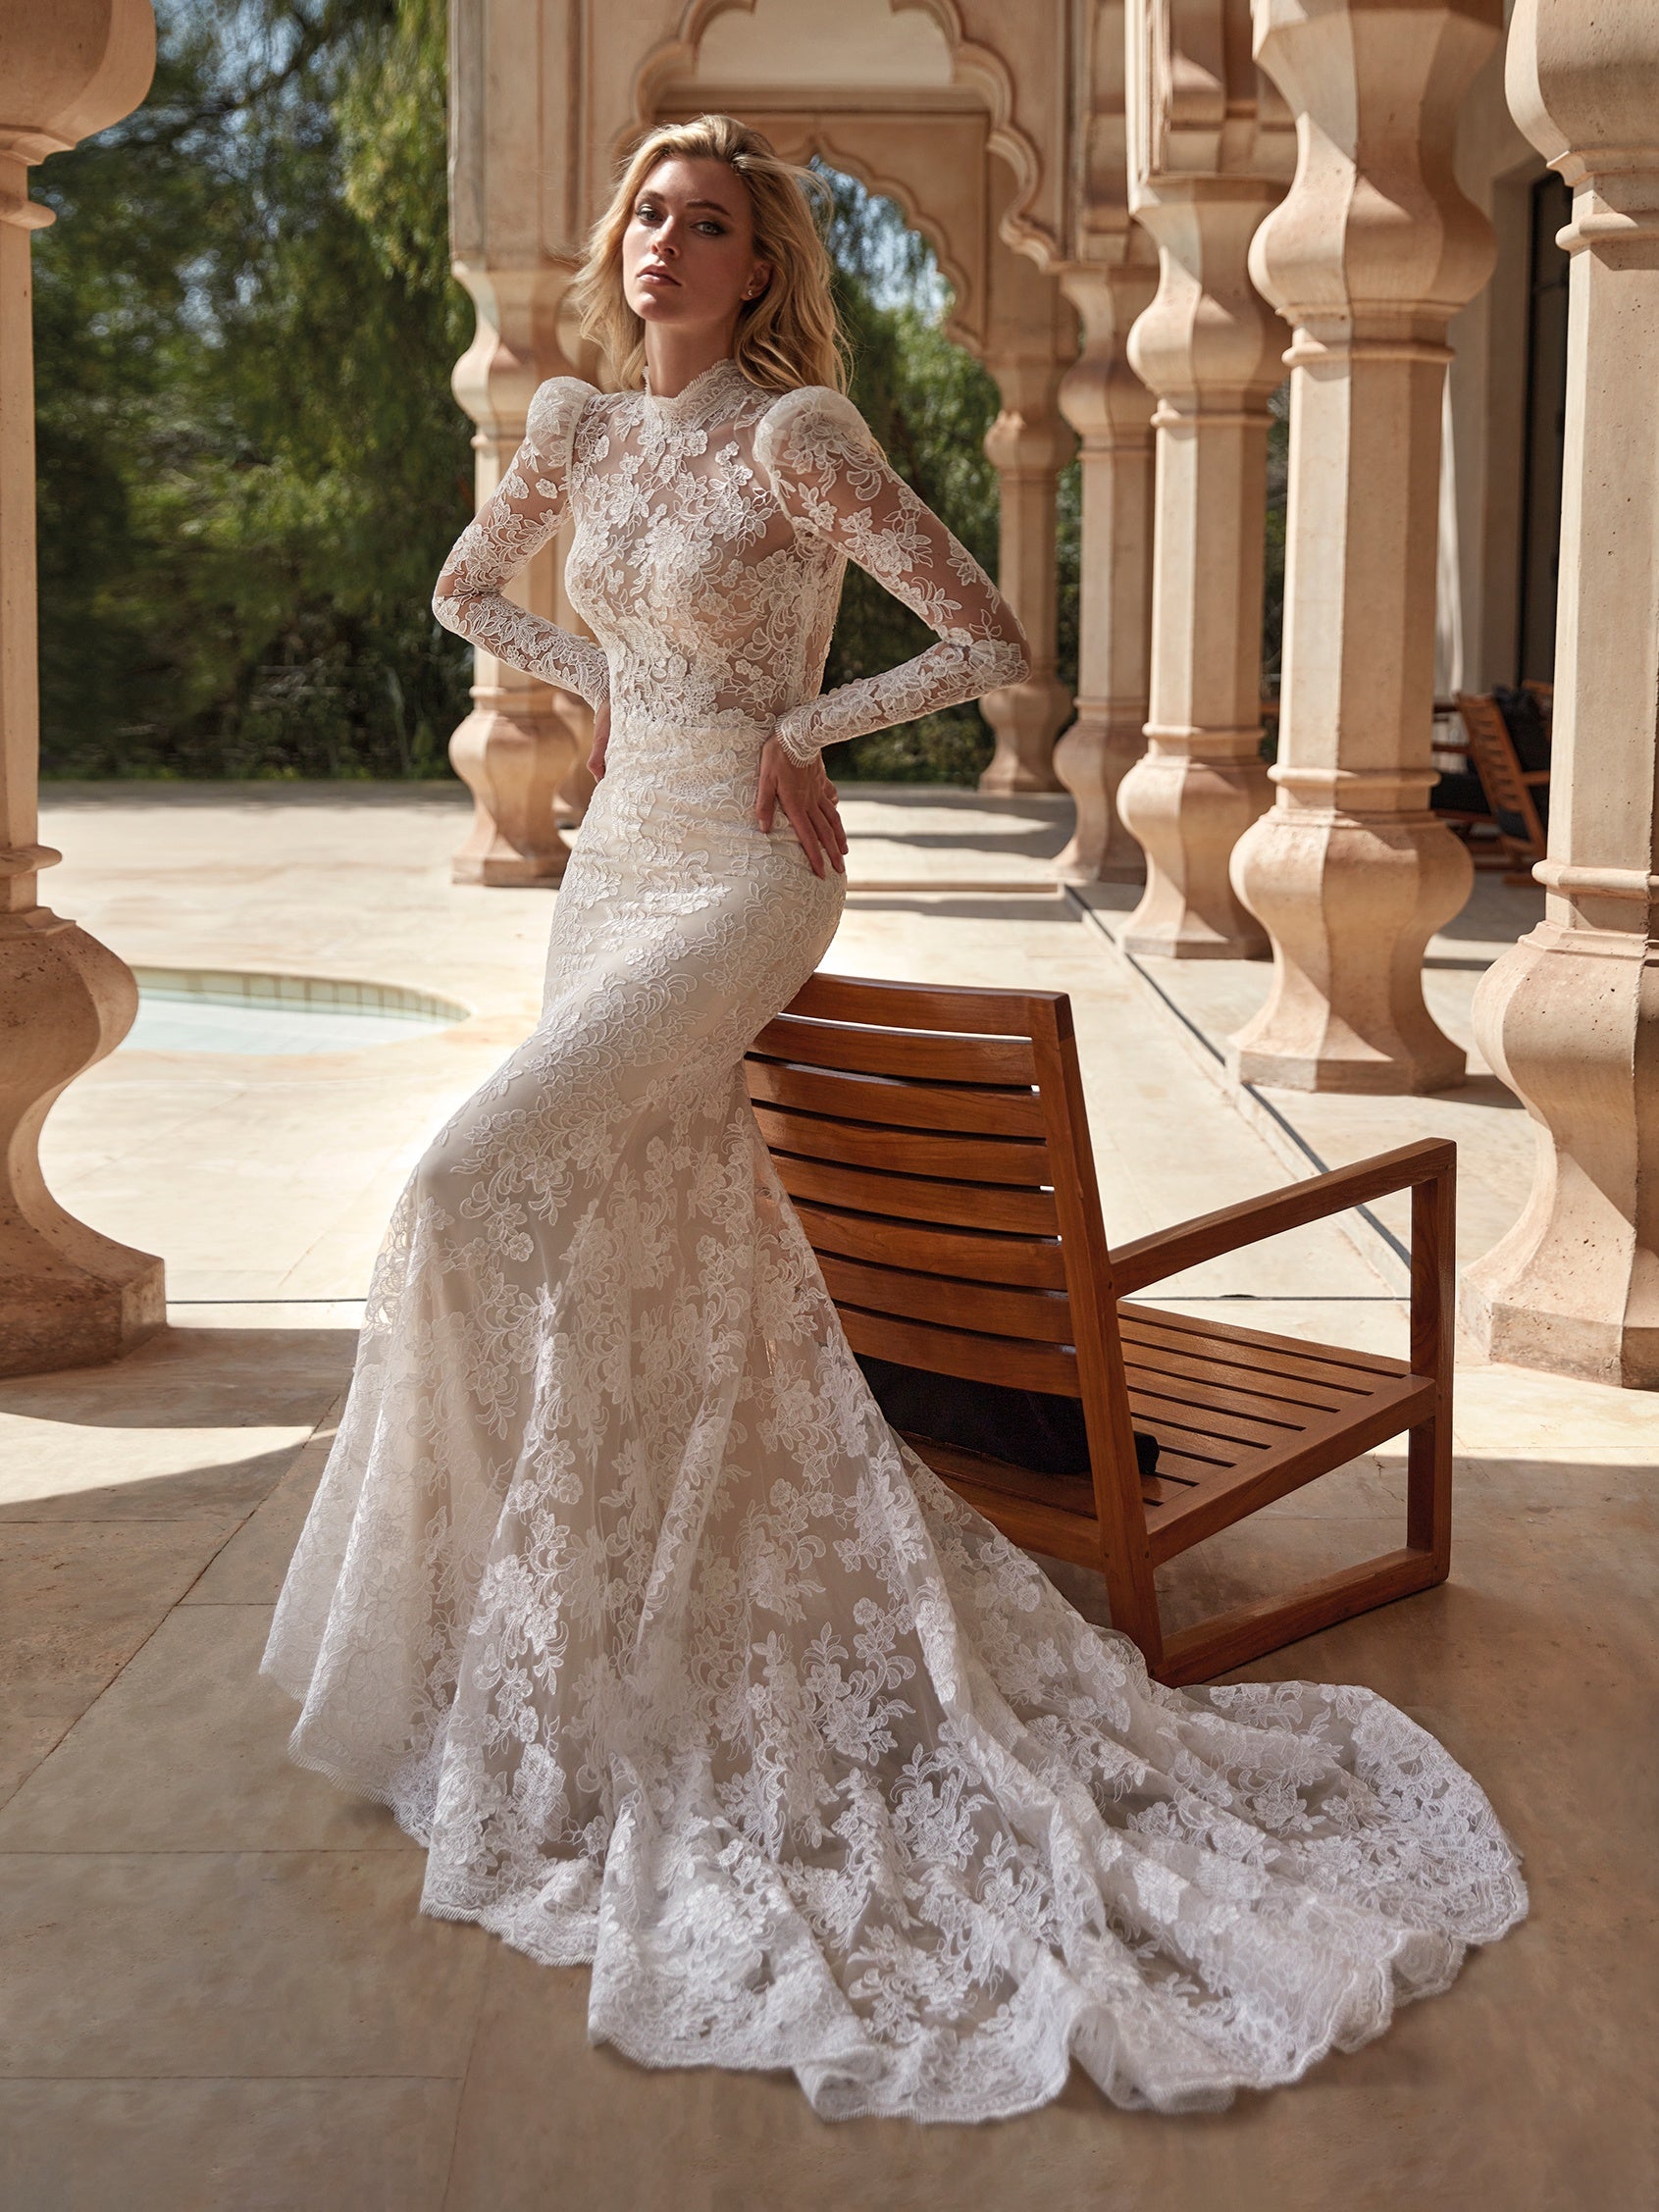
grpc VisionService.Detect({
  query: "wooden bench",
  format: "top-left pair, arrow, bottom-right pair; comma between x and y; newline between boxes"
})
746,973 -> 1454,1687
1453,691 -> 1550,882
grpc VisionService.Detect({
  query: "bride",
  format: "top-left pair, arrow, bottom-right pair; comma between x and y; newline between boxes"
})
263,114 -> 1525,2123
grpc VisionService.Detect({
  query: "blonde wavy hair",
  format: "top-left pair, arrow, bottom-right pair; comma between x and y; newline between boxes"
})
571,115 -> 848,396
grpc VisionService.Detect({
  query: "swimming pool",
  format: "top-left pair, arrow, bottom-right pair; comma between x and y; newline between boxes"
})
123,967 -> 471,1055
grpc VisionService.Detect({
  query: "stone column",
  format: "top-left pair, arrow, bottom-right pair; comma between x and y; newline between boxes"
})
444,266 -> 592,886
977,235 -> 1076,795
1052,258 -> 1158,881
1223,0 -> 1499,1088
1462,0 -> 1659,1387
0,1 -> 164,1378
1115,33 -> 1294,952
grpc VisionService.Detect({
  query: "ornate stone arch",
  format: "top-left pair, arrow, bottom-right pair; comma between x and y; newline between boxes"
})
628,0 -> 1058,274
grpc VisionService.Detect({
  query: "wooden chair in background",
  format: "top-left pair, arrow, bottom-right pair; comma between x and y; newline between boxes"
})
746,974 -> 1456,1687
1453,691 -> 1550,882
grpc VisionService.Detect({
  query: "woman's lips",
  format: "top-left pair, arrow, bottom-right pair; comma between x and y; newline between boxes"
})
639,268 -> 678,286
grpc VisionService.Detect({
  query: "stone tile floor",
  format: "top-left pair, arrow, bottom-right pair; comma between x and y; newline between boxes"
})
2,785 -> 1655,2210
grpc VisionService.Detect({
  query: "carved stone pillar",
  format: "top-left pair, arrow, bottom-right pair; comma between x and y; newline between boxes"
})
445,266 -> 592,886
1114,7 -> 1293,953
1461,0 -> 1659,1387
0,1 -> 164,1378
1223,0 -> 1499,1086
1052,258 -> 1158,881
978,234 -> 1076,795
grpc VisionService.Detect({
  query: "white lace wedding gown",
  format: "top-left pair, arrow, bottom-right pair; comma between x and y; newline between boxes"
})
263,357 -> 1526,2122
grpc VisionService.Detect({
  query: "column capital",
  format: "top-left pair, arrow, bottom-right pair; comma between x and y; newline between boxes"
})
1507,0 -> 1659,264
1248,0 -> 1501,348
0,0 -> 156,155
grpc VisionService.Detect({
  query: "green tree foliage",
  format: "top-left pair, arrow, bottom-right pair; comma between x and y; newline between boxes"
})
34,0 -> 473,779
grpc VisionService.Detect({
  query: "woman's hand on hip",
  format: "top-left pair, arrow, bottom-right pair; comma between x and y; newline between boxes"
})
755,736 -> 847,878
587,696 -> 611,782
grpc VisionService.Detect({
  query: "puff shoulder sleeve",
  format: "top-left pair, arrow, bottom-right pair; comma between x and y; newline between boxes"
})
754,386 -> 1028,763
432,376 -> 609,709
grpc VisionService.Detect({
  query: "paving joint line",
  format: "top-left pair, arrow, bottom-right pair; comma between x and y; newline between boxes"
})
1064,887 -> 1412,1294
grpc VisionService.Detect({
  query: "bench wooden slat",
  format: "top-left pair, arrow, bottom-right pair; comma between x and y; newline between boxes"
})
1122,1337 -> 1351,1415
746,1055 -> 1046,1138
752,1012 -> 1038,1087
785,972 -> 1067,1041
793,1201 -> 1067,1290
754,1102 -> 1054,1188
1117,1306 -> 1410,1383
770,1153 -> 1062,1236
838,1305 -> 1081,1396
819,1253 -> 1074,1345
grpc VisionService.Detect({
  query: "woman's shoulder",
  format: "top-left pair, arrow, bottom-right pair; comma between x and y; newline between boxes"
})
753,385 -> 874,478
526,376 -> 601,455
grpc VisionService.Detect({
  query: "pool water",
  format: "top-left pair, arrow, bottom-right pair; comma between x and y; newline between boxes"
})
123,968 -> 469,1055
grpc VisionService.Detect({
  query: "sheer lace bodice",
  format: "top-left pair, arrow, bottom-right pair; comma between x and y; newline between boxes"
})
266,360 -> 1525,2127
432,357 -> 1029,760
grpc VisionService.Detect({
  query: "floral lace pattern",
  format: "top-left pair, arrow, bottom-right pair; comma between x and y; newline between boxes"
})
266,358 -> 1525,2123
429,358 -> 1030,761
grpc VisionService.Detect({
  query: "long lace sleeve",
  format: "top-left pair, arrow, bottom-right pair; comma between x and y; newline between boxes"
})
432,376 -> 610,709
755,386 -> 1029,763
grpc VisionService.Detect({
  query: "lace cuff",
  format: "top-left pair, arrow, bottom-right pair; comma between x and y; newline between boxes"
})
756,386 -> 1028,762
432,377 -> 610,710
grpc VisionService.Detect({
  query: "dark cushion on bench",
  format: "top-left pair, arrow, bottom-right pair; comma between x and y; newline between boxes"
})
1431,768 -> 1490,817
855,1353 -> 1161,1481
1491,684 -> 1551,773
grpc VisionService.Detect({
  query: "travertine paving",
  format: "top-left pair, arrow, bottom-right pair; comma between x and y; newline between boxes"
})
2,786 -> 1654,2210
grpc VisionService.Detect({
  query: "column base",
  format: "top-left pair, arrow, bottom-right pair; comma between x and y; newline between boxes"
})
450,835 -> 568,890
978,678 -> 1070,795
1225,802 -> 1473,1094
1226,1031 -> 1467,1094
1458,919 -> 1659,1388
1,1255 -> 166,1380
1051,708 -> 1147,883
448,701 -> 579,888
1116,738 -> 1271,959
1462,1272 -> 1659,1391
0,908 -> 166,1380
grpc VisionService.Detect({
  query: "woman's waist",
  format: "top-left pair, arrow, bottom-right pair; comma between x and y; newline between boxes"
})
606,709 -> 777,752
599,719 -> 779,812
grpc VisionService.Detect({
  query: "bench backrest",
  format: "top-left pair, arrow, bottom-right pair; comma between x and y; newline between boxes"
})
745,972 -> 1147,1537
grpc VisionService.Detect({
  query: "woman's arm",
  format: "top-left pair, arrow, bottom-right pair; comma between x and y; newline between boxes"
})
431,377 -> 610,710
755,387 -> 1029,764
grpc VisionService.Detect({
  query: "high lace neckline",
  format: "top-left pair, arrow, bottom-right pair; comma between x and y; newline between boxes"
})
641,356 -> 752,423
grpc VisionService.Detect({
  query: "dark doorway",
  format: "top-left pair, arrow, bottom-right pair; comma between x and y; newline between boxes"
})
1517,171 -> 1572,685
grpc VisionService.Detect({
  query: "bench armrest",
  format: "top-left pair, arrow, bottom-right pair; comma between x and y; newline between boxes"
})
1109,1139 -> 1455,1296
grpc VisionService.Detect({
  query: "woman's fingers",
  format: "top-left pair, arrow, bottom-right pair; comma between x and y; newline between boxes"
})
809,797 -> 846,873
757,736 -> 847,876
784,791 -> 827,876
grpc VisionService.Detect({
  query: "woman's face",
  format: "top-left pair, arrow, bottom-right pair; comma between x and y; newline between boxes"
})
621,156 -> 770,343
